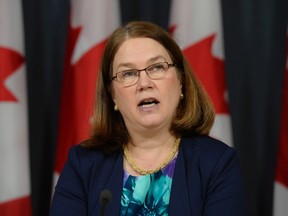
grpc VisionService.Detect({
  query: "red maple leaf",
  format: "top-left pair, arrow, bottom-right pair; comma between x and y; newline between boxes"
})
0,47 -> 24,102
0,196 -> 32,216
54,22 -> 107,173
183,35 -> 228,114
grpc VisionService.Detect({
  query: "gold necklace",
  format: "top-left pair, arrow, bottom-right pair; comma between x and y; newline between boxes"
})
124,137 -> 181,175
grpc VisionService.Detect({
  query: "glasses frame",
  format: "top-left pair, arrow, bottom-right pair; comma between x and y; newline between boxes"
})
111,61 -> 176,87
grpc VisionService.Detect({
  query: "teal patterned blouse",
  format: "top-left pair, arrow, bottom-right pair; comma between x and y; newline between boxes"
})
120,156 -> 177,216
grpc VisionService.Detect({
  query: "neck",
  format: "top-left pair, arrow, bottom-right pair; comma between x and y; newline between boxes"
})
124,136 -> 181,176
123,131 -> 180,175
127,128 -> 174,148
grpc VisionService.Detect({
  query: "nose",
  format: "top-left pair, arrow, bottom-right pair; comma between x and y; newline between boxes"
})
137,69 -> 153,90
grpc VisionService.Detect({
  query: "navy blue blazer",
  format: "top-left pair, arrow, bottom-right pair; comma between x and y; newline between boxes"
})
50,135 -> 246,215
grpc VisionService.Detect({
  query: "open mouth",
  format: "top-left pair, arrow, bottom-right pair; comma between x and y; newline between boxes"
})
138,98 -> 159,108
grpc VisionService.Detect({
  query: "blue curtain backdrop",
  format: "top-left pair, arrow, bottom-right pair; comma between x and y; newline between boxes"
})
21,0 -> 288,215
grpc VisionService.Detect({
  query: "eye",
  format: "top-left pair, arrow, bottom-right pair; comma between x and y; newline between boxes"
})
148,62 -> 166,72
120,70 -> 138,79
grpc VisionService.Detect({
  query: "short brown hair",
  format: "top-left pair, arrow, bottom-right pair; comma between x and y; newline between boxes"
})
83,21 -> 215,152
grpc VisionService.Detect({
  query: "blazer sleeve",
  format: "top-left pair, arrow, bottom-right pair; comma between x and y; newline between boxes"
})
49,146 -> 87,216
203,147 -> 247,216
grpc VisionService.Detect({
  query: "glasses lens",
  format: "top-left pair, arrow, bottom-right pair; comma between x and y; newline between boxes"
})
119,70 -> 138,86
146,62 -> 168,79
114,62 -> 172,87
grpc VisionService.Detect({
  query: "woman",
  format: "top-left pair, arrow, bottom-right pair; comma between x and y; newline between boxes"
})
50,21 -> 246,215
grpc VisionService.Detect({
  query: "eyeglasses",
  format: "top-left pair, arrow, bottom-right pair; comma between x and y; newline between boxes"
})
111,62 -> 176,87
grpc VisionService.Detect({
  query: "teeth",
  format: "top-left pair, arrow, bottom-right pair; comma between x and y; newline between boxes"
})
140,102 -> 157,108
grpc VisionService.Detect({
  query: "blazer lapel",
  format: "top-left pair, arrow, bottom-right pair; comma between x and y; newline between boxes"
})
169,142 -> 191,215
101,151 -> 124,216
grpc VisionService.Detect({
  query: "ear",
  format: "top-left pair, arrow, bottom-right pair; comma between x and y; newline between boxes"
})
179,80 -> 183,92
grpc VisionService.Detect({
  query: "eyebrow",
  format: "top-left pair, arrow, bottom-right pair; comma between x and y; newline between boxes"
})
116,55 -> 167,71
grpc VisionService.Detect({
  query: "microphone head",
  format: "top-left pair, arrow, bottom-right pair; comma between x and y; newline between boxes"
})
100,189 -> 112,205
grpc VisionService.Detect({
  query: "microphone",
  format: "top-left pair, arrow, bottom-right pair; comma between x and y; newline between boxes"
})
100,189 -> 112,216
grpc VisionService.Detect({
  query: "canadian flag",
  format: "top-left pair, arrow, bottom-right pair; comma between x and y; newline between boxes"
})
273,32 -> 288,216
0,0 -> 32,215
53,0 -> 120,183
170,0 -> 233,145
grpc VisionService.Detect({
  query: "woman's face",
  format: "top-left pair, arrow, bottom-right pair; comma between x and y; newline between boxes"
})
111,37 -> 182,134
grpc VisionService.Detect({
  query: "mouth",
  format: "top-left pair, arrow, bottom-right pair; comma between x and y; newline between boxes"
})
138,98 -> 160,108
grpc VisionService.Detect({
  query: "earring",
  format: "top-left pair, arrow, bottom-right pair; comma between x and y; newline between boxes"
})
114,104 -> 118,111
180,93 -> 184,100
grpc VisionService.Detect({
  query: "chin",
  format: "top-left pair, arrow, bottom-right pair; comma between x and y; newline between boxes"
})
140,118 -> 168,129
